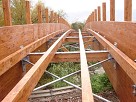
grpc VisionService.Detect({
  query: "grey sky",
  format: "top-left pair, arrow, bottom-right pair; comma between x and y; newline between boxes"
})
31,0 -> 136,23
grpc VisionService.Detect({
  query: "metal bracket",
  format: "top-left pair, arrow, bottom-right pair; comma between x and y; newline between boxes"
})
108,54 -> 117,69
132,85 -> 136,96
21,56 -> 29,73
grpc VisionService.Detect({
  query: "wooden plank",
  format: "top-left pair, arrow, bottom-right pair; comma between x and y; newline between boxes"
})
25,1 -> 32,24
79,30 -> 94,102
124,0 -> 132,21
45,8 -> 49,23
50,11 -> 54,23
38,4 -> 42,23
89,22 -> 136,60
2,30 -> 71,102
98,6 -> 101,21
87,29 -> 136,88
102,2 -> 106,21
0,29 -> 65,76
0,62 -> 23,101
29,51 -> 108,63
110,0 -> 115,21
2,0 -> 12,26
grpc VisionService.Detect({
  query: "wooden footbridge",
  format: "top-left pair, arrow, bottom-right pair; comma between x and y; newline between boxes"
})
0,0 -> 136,102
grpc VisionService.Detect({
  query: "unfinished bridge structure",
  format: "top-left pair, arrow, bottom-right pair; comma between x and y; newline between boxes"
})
0,0 -> 136,102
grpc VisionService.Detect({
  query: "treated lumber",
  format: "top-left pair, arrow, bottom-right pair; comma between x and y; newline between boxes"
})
2,30 -> 72,102
97,6 -> 101,21
87,29 -> 136,88
110,0 -> 115,21
89,22 -> 136,60
2,0 -> 12,26
124,0 -> 132,21
29,51 -> 108,63
0,28 -> 66,76
94,9 -> 97,21
68,33 -> 90,37
45,8 -> 49,23
38,4 -> 42,23
25,0 -> 31,24
102,2 -> 106,21
79,30 -> 94,102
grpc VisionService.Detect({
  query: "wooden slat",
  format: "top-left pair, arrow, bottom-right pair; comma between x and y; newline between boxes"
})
124,0 -> 132,21
29,51 -> 108,63
2,0 -> 12,26
50,11 -> 54,23
79,30 -> 94,102
94,9 -> 97,21
0,28 -> 66,76
25,1 -> 31,24
110,0 -> 115,21
38,4 -> 42,23
102,2 -> 106,21
2,30 -> 72,102
87,29 -> 136,85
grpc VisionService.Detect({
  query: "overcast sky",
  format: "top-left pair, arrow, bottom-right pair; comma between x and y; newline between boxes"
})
31,0 -> 136,23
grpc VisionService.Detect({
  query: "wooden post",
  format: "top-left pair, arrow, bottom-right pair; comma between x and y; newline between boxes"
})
98,6 -> 101,21
102,2 -> 106,21
54,12 -> 57,23
94,9 -> 97,21
57,15 -> 60,23
38,4 -> 42,23
50,11 -> 54,23
124,0 -> 132,21
92,12 -> 94,21
2,0 -> 12,26
45,8 -> 49,23
25,0 -> 32,24
110,0 -> 115,21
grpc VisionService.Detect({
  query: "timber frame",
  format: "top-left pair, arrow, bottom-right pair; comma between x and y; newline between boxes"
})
0,0 -> 136,102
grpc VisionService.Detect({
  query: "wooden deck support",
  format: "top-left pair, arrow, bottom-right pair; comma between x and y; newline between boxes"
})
2,30 -> 72,102
110,0 -> 115,21
2,0 -> 12,26
98,6 -> 101,21
45,8 -> 49,23
79,29 -> 94,102
38,4 -> 42,23
102,2 -> 106,21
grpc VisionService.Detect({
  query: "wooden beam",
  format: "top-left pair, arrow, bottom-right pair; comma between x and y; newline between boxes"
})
45,8 -> 49,23
50,11 -> 54,23
94,9 -> 97,21
98,6 -> 101,21
25,0 -> 32,24
124,0 -> 132,21
29,51 -> 108,63
2,30 -> 72,102
110,0 -> 115,21
79,30 -> 94,102
87,29 -> 136,87
102,2 -> 106,21
0,29 -> 64,76
38,4 -> 42,23
2,0 -> 12,26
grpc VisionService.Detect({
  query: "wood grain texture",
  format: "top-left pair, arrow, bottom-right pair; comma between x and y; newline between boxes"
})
25,1 -> 31,24
2,30 -> 72,102
124,0 -> 132,21
98,6 -> 101,21
110,0 -> 115,21
102,2 -> 106,21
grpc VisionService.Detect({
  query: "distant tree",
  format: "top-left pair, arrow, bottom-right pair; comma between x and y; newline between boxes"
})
58,10 -> 67,19
71,22 -> 85,31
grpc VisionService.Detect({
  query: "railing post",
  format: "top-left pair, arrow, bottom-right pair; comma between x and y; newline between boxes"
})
2,0 -> 12,26
25,0 -> 32,24
124,0 -> 132,21
50,11 -> 54,23
98,6 -> 101,21
94,9 -> 97,21
38,4 -> 42,23
102,2 -> 106,21
110,0 -> 115,21
45,8 -> 49,23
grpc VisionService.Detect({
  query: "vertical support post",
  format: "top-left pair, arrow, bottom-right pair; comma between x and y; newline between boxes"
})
54,12 -> 57,23
38,4 -> 42,23
2,0 -> 12,26
92,12 -> 94,21
124,0 -> 132,21
102,2 -> 106,21
58,15 -> 60,23
110,0 -> 115,21
94,9 -> 97,21
45,8 -> 49,23
98,6 -> 101,21
25,0 -> 32,24
50,11 -> 54,23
